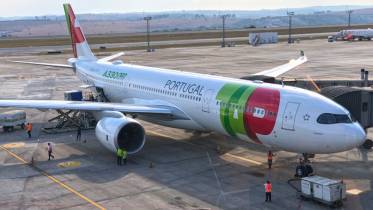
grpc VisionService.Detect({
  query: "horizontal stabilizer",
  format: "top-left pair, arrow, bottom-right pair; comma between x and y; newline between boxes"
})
80,85 -> 95,89
10,61 -> 73,68
98,52 -> 125,62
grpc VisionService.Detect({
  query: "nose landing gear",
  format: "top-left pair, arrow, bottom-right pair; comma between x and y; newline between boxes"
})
302,153 -> 315,163
295,153 -> 315,178
362,139 -> 373,150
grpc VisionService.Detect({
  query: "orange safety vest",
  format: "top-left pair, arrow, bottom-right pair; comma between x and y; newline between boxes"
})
265,183 -> 272,192
27,124 -> 32,131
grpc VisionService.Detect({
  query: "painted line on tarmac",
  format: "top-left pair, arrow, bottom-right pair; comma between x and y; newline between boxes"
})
0,145 -> 28,164
148,131 -> 262,165
2,142 -> 25,149
147,130 -> 180,140
0,145 -> 106,210
223,153 -> 262,166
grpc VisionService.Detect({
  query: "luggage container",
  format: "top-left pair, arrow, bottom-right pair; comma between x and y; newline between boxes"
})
300,176 -> 346,207
248,32 -> 278,46
0,110 -> 26,132
64,90 -> 83,101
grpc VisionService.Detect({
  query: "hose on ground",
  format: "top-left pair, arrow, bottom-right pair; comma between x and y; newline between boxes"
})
288,178 -> 301,193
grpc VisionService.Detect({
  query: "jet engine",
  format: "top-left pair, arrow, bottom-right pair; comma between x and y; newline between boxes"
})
95,117 -> 145,154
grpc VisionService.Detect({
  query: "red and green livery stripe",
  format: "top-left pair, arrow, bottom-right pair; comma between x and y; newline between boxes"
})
216,83 -> 280,143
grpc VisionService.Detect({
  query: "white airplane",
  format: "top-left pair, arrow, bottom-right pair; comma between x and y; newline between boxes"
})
0,4 -> 366,156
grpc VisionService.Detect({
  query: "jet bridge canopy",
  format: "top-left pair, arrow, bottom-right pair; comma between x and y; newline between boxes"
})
320,86 -> 373,128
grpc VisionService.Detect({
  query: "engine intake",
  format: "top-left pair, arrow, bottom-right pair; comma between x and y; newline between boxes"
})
95,117 -> 145,154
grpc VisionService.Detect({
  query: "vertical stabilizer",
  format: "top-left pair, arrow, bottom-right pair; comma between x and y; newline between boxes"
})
63,4 -> 96,60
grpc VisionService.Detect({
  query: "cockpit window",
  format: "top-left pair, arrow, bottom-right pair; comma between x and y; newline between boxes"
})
317,113 -> 352,124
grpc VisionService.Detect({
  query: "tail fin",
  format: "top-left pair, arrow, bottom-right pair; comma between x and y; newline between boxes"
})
63,4 -> 96,60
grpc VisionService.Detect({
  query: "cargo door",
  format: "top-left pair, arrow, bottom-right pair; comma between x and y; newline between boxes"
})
202,89 -> 213,113
282,102 -> 299,131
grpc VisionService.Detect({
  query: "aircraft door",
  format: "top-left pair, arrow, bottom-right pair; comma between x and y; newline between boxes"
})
202,89 -> 214,113
281,102 -> 300,131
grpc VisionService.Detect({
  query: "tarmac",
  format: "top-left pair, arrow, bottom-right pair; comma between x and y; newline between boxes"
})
0,39 -> 373,209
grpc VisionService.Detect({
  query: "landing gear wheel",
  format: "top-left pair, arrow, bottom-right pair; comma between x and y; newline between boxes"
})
302,153 -> 315,163
362,139 -> 373,149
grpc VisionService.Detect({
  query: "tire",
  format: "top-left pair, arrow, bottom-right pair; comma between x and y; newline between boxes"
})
362,139 -> 373,149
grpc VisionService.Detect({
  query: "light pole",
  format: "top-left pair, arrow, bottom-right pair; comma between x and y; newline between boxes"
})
144,16 -> 152,52
347,10 -> 353,28
287,11 -> 294,44
221,15 -> 229,47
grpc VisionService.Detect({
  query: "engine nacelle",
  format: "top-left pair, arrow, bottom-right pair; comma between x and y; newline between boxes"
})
95,117 -> 145,154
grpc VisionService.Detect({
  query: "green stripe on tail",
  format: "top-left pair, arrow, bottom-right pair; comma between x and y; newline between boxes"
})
63,4 -> 71,36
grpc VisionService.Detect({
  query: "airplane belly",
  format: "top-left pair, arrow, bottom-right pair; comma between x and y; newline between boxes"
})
139,117 -> 207,131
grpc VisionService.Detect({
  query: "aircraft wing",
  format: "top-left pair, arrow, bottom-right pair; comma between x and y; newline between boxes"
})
253,52 -> 307,78
0,100 -> 172,115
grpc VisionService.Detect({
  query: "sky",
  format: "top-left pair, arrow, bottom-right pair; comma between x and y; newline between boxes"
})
1,0 -> 373,17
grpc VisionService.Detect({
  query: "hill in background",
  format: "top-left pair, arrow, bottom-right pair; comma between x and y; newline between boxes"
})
0,5 -> 372,37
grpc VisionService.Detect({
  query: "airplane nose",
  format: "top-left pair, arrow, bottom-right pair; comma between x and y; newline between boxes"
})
353,123 -> 366,147
344,123 -> 366,148
340,123 -> 366,151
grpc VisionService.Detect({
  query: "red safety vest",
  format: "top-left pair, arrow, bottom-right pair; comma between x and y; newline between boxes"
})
265,183 -> 272,192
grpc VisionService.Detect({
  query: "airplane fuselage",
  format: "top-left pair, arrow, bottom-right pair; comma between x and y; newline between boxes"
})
74,59 -> 366,154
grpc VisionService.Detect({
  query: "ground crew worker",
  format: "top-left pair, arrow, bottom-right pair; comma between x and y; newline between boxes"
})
25,123 -> 32,139
122,149 -> 128,165
264,180 -> 272,202
117,148 -> 124,165
267,151 -> 274,169
76,126 -> 82,142
47,143 -> 54,160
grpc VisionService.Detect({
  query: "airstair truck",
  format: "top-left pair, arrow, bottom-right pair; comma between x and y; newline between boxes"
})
0,110 -> 26,132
